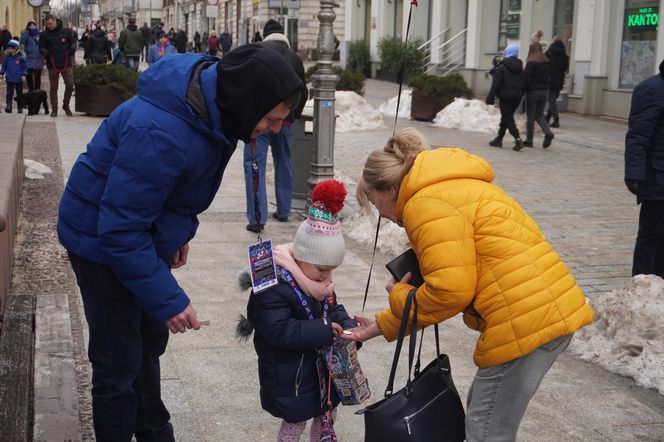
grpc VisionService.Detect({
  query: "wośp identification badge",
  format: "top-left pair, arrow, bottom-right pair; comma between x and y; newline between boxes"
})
247,239 -> 278,292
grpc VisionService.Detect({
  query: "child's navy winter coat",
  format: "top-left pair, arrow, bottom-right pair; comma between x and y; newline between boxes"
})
1,51 -> 28,83
245,276 -> 358,423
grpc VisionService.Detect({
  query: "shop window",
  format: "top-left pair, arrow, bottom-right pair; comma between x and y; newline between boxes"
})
553,0 -> 574,53
619,0 -> 659,88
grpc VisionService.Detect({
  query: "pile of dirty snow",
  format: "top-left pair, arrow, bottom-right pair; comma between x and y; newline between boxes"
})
377,89 -> 412,118
432,98 -> 502,133
569,275 -> 664,395
24,159 -> 53,180
344,206 -> 410,258
305,91 -> 386,133
432,98 -> 528,134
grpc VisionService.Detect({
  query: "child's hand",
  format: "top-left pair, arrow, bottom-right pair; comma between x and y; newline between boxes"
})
341,316 -> 382,342
331,322 -> 344,336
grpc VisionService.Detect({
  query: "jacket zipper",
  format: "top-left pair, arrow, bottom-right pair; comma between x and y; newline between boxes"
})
295,353 -> 304,397
402,386 -> 451,435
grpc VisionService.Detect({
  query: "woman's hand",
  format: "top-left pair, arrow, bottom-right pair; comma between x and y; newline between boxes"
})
385,272 -> 412,293
341,316 -> 383,342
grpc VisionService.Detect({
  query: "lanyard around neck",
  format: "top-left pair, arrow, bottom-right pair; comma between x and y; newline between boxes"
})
279,268 -> 330,321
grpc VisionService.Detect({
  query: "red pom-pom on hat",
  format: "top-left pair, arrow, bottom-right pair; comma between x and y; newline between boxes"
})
311,180 -> 346,215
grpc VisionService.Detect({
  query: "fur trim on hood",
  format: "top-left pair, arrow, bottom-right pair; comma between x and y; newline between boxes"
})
236,270 -> 254,340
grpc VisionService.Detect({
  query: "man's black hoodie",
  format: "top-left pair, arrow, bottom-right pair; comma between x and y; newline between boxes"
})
216,44 -> 304,142
486,57 -> 525,103
39,20 -> 76,70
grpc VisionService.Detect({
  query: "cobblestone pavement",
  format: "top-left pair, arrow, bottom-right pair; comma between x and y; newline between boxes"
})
36,73 -> 663,441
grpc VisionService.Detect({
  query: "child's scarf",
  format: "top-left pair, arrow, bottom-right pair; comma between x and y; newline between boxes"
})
273,243 -> 333,302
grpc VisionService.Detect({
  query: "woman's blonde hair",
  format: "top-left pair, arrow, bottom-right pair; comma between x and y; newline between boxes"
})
526,41 -> 547,63
356,128 -> 429,209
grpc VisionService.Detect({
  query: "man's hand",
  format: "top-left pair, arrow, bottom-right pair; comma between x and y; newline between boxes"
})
165,303 -> 200,334
625,179 -> 641,196
386,272 -> 412,293
171,243 -> 189,269
341,316 -> 382,342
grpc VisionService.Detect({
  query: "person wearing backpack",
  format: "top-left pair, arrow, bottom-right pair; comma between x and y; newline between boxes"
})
85,26 -> 112,65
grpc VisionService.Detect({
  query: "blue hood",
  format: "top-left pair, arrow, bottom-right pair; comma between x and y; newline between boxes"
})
138,54 -> 229,145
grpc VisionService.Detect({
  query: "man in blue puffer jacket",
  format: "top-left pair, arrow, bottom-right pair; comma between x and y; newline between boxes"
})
625,58 -> 664,278
57,45 -> 305,441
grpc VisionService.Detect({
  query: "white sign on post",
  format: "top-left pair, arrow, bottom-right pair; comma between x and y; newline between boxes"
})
206,0 -> 218,18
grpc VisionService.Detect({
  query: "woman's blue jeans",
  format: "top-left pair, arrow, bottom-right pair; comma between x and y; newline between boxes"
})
68,253 -> 174,442
243,125 -> 293,225
465,334 -> 573,442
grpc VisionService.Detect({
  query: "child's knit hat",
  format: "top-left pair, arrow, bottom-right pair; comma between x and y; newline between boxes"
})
7,40 -> 19,49
294,180 -> 347,267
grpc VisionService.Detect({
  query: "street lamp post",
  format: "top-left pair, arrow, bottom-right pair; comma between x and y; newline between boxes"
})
308,0 -> 339,200
499,15 -> 508,51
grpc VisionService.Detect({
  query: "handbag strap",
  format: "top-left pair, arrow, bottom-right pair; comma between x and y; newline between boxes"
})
384,288 -> 418,396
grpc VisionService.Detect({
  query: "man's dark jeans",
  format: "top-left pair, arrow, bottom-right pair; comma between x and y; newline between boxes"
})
497,97 -> 521,140
633,200 -> 664,277
68,253 -> 174,442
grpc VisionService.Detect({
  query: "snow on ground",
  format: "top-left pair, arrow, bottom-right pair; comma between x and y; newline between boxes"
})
569,275 -> 664,395
24,159 -> 53,180
433,98 -> 527,134
344,205 -> 411,258
377,89 -> 412,118
432,98 -> 501,133
305,91 -> 386,133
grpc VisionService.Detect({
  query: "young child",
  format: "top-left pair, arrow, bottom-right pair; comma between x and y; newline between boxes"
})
238,180 -> 358,441
485,44 -> 525,151
147,31 -> 176,66
1,40 -> 27,113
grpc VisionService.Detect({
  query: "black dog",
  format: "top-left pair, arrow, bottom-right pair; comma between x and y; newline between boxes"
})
15,89 -> 49,116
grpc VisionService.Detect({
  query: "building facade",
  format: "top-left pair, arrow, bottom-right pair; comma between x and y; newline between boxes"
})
214,0 -> 346,58
100,0 -> 163,33
345,0 -> 664,119
1,0 -> 40,36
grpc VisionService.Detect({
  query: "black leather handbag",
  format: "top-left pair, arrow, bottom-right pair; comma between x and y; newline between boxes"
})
357,289 -> 466,442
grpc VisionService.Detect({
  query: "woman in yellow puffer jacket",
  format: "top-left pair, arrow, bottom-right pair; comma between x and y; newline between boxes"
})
345,128 -> 593,442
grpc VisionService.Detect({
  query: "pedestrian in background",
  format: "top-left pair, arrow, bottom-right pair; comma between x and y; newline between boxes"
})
486,44 -> 525,151
545,36 -> 569,128
194,31 -> 201,52
85,25 -> 112,65
243,18 -> 307,232
175,28 -> 187,53
1,40 -> 27,113
118,17 -> 143,71
39,14 -> 76,117
220,29 -> 232,56
147,31 -> 175,66
202,31 -> 208,53
251,30 -> 262,43
141,22 -> 151,62
347,127 -> 593,442
20,20 -> 43,91
523,41 -> 554,148
207,31 -> 220,56
625,58 -> 664,278
58,45 -> 304,442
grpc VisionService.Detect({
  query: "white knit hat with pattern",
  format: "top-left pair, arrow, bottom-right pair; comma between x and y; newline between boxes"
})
294,180 -> 347,267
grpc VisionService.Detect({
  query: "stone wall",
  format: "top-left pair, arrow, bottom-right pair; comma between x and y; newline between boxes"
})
0,114 -> 25,320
